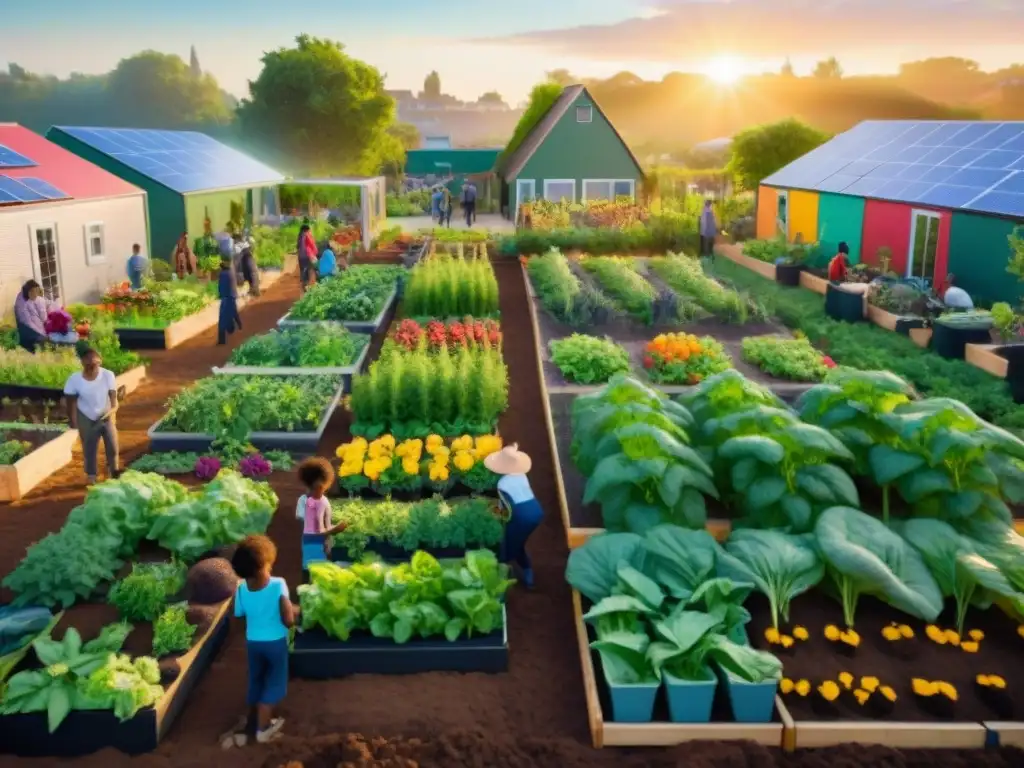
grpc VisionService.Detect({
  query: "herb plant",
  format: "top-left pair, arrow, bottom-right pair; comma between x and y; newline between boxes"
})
649,255 -> 757,323
290,265 -> 404,321
549,334 -> 631,384
230,325 -> 369,368
403,254 -> 499,318
0,436 -> 31,464
152,603 -> 198,657
526,249 -> 614,326
580,256 -> 658,324
741,335 -> 829,382
108,561 -> 186,622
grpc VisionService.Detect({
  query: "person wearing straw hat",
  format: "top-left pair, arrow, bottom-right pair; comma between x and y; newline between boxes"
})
485,443 -> 543,589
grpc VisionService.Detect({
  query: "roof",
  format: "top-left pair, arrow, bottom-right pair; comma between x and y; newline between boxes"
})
763,120 -> 1024,218
499,84 -> 644,180
286,177 -> 384,186
49,126 -> 286,195
406,148 -> 501,176
0,124 -> 141,209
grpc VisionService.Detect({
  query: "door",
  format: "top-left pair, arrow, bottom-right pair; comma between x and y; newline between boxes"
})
29,223 -> 62,302
776,191 -> 789,238
907,210 -> 940,283
515,179 -> 535,217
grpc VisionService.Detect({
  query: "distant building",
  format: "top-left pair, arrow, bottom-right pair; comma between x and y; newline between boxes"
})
0,123 -> 148,307
422,136 -> 453,150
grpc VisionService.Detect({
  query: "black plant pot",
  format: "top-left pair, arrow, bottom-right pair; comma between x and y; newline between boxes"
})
932,322 -> 991,360
894,317 -> 926,336
825,284 -> 864,323
1001,344 -> 1024,404
775,263 -> 804,287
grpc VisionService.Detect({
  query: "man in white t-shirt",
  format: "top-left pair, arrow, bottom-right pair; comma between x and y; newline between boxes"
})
63,347 -> 120,485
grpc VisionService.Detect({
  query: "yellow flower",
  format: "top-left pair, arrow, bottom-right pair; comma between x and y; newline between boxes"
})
824,625 -> 840,641
818,681 -> 840,702
912,678 -> 937,697
839,629 -> 861,647
795,679 -> 811,697
838,672 -> 853,690
977,674 -> 991,687
453,450 -> 475,472
988,676 -> 1006,690
780,678 -> 794,694
425,434 -> 445,454
473,434 -> 503,459
780,635 -> 794,649
879,685 -> 897,702
969,629 -> 984,642
792,626 -> 809,641
936,682 -> 958,701
854,689 -> 870,706
335,444 -> 348,458
378,434 -> 396,450
364,464 -> 383,481
861,676 -> 879,693
925,625 -> 946,644
945,629 -> 961,646
881,625 -> 902,641
338,461 -> 363,478
429,463 -> 450,482
764,627 -> 781,645
960,641 -> 979,653
401,458 -> 419,475
898,624 -> 914,639
367,442 -> 388,459
451,435 -> 473,452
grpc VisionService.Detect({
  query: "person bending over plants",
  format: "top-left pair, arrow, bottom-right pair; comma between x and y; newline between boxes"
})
295,457 -> 347,569
486,444 -> 544,589
230,535 -> 297,745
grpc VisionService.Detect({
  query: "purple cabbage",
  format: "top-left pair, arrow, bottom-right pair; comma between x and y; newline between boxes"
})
239,453 -> 272,479
194,455 -> 222,480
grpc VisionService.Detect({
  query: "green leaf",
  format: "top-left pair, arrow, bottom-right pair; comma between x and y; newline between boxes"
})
799,465 -> 859,507
583,456 -> 667,506
718,435 -> 785,465
444,618 -> 465,642
46,682 -> 71,733
868,445 -> 926,486
624,503 -> 664,534
641,525 -> 719,600
673,488 -> 707,529
780,494 -> 814,531
705,635 -> 782,683
615,563 -> 665,611
731,459 -> 759,493
565,532 -> 644,603
658,464 -> 686,507
745,477 -> 787,509
898,468 -> 955,503
781,423 -> 853,460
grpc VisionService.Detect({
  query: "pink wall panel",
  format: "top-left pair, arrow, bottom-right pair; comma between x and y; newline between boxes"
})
861,199 -> 950,282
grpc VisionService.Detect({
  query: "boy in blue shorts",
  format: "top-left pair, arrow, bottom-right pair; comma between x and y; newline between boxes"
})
231,534 -> 297,744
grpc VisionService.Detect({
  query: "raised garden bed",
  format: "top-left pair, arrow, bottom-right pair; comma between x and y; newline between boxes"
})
800,272 -> 829,295
329,538 -> 503,564
278,286 -> 398,335
0,598 -> 232,758
825,284 -> 865,323
0,364 -> 147,402
775,264 -> 804,287
966,344 -> 1010,378
290,605 -> 509,678
747,590 -> 1021,749
115,296 -> 251,350
571,591 -> 792,748
717,246 -> 778,281
212,340 -> 370,394
0,425 -> 77,501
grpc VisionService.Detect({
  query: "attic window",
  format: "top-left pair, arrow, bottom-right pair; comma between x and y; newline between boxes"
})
576,105 -> 593,123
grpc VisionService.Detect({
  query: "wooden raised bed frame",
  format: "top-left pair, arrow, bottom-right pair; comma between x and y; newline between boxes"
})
0,428 -> 78,501
965,344 -> 1009,379
790,721 -> 986,750
719,246 -> 777,281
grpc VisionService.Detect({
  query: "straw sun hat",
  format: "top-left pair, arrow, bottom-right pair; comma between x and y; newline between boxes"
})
484,443 -> 532,475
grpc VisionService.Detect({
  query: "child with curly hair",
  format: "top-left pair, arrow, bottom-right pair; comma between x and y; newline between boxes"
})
296,457 -> 347,569
230,534 -> 296,745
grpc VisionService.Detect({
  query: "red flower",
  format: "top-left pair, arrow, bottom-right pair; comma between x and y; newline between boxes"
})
642,355 -> 654,369
822,356 -> 836,368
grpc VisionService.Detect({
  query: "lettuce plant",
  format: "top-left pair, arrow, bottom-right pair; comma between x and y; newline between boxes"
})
152,603 -> 197,657
77,654 -> 163,722
108,562 -> 186,622
549,334 -> 631,385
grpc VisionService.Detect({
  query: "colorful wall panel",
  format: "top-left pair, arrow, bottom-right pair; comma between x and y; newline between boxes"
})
948,212 -> 1021,304
756,186 -> 777,240
816,193 -> 865,266
862,199 -> 950,283
787,190 -> 819,245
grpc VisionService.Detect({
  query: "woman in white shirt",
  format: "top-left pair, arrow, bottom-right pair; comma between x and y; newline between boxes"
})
64,347 -> 120,485
485,444 -> 544,589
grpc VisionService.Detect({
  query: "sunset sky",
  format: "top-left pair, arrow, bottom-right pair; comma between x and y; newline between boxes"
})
3,0 -> 1023,103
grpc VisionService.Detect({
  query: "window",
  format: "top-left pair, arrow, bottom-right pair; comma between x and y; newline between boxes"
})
908,210 -> 941,282
582,179 -> 636,202
84,221 -> 106,264
576,105 -> 593,123
543,179 -> 576,203
30,224 -> 62,301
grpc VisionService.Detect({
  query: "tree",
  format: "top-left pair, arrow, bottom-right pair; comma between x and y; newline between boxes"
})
190,46 -> 201,77
237,36 -> 395,176
389,121 -> 420,150
423,70 -> 441,100
781,58 -> 794,78
727,118 -> 829,191
813,57 -> 843,79
499,82 -> 564,167
478,91 -> 506,106
546,69 -> 575,86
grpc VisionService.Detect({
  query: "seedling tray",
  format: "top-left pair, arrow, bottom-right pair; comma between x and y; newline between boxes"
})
291,606 -> 508,677
211,337 -> 371,394
146,379 -> 343,455
278,286 -> 399,335
0,597 -> 231,757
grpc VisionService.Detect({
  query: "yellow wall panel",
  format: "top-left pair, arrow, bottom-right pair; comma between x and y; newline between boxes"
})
788,190 -> 819,244
756,186 -> 777,239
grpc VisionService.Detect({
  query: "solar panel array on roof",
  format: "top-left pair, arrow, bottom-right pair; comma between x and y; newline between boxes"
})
0,175 -> 70,206
763,121 -> 1024,218
56,127 -> 285,194
0,144 -> 36,168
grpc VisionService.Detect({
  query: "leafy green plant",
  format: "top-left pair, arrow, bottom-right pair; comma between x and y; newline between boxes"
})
290,265 -> 404,321
152,603 -> 198,657
814,506 -> 943,628
991,302 -> 1021,342
329,496 -> 505,560
0,436 -> 31,464
230,325 -> 369,368
741,335 -> 828,382
549,334 -> 631,384
108,561 -> 186,622
526,249 -> 616,327
580,256 -> 658,324
649,255 -> 759,323
403,254 -> 499,318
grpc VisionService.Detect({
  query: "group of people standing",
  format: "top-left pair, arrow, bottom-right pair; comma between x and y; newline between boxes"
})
431,181 -> 478,228
295,223 -> 348,294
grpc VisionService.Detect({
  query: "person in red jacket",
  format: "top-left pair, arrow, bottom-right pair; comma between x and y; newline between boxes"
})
296,224 -> 318,295
828,242 -> 850,283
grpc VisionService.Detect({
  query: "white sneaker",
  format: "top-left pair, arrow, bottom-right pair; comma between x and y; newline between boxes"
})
256,718 -> 284,743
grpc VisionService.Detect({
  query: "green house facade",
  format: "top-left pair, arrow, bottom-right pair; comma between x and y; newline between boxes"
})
496,85 -> 644,219
47,127 -> 284,260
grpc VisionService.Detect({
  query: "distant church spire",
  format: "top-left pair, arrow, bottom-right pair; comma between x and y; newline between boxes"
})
190,46 -> 201,77
781,57 -> 794,77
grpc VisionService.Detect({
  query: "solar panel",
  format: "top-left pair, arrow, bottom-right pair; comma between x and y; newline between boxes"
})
761,120 -> 1024,218
55,127 -> 285,194
16,177 -> 70,200
0,144 -> 36,168
0,176 -> 47,202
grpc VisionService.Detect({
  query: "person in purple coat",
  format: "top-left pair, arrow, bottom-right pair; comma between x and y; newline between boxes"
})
699,199 -> 718,260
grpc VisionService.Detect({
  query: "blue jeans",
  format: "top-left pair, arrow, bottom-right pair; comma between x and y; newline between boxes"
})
246,638 -> 288,706
504,498 -> 543,575
302,533 -> 328,570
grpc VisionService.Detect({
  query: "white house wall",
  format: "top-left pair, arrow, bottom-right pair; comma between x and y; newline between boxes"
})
0,194 -> 147,316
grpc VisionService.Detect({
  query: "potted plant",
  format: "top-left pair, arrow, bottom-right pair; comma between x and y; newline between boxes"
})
646,609 -> 722,723
712,638 -> 784,723
933,309 -> 994,360
774,236 -> 812,287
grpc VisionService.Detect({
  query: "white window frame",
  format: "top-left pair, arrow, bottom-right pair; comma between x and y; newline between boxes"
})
576,105 -> 593,123
582,179 -> 636,202
515,178 -> 536,216
84,220 -> 107,265
27,222 -> 64,302
906,209 -> 941,280
543,179 -> 577,204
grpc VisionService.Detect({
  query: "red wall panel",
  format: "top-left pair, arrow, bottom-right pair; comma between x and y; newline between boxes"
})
861,199 -> 950,283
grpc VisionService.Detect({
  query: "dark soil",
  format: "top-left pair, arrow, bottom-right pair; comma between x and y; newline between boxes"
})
0,398 -> 69,426
0,264 -> 1015,768
747,590 -> 1024,723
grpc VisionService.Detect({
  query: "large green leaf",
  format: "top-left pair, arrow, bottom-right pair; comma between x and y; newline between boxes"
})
745,477 -> 788,509
898,468 -> 955,503
731,458 -> 759,493
583,455 -> 667,505
705,635 -> 782,683
868,445 -> 926,486
814,506 -> 943,625
780,423 -> 853,460
641,525 -> 719,601
799,465 -> 859,507
647,610 -> 722,678
780,494 -> 814,531
673,488 -> 707,529
565,532 -> 644,603
718,435 -> 785,465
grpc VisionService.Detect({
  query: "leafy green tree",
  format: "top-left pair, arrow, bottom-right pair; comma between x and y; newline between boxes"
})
813,57 -> 843,79
727,119 -> 829,190
499,82 -> 564,167
389,121 -> 421,150
237,36 -> 395,175
424,70 -> 442,100
478,91 -> 506,106
107,52 -> 232,128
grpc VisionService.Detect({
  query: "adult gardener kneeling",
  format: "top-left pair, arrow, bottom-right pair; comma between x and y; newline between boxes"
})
486,444 -> 544,589
64,346 -> 121,486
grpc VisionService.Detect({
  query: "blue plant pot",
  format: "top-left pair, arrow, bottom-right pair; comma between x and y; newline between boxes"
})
721,671 -> 778,723
605,679 -> 660,723
664,667 -> 717,723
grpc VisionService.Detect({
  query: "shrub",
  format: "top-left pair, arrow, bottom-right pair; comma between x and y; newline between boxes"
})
549,334 -> 632,384
403,254 -> 499,318
741,335 -> 830,381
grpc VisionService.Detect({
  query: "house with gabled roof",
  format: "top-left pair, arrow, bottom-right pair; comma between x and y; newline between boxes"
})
0,124 -> 148,308
494,84 -> 645,219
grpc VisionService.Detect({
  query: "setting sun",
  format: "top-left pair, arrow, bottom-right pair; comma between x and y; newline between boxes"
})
704,55 -> 744,85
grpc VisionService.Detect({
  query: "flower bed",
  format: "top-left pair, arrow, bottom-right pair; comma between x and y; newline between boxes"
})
402,253 -> 499,319
390,318 -> 501,351
148,375 -> 343,454
741,336 -> 832,382
291,551 -> 510,677
0,423 -> 77,501
280,265 -> 404,333
643,333 -> 732,385
350,341 -> 507,440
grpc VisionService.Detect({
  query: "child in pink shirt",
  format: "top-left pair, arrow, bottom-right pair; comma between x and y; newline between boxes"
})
295,458 -> 346,569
